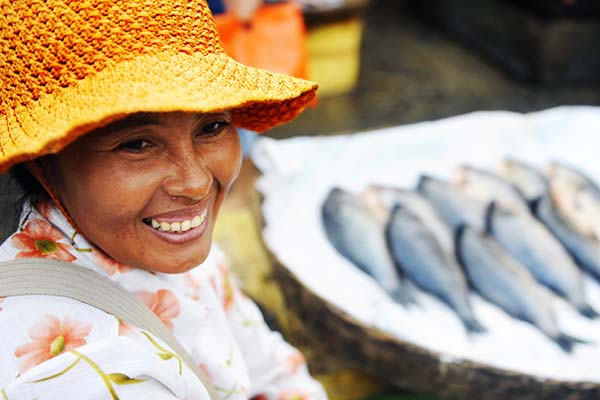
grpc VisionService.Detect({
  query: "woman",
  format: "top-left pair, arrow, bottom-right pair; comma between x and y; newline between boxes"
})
0,0 -> 324,399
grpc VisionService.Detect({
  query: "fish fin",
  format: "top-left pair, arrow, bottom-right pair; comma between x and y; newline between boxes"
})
579,304 -> 600,319
464,318 -> 487,335
483,201 -> 497,235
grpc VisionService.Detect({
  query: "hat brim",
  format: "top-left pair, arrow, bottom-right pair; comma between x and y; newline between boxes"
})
0,52 -> 317,174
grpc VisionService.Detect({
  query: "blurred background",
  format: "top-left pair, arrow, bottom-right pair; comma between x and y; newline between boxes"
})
272,0 -> 600,136
210,1 -> 600,400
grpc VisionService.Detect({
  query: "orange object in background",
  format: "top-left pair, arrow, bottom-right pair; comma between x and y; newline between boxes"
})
214,3 -> 309,80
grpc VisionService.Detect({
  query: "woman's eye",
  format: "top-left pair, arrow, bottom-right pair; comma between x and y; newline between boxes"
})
200,120 -> 230,136
118,139 -> 153,153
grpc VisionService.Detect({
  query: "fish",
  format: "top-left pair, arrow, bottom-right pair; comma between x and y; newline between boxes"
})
455,225 -> 587,352
455,165 -> 530,213
485,202 -> 599,319
533,194 -> 600,283
547,162 -> 600,240
321,188 -> 416,306
499,158 -> 548,203
386,205 -> 485,333
362,185 -> 454,254
416,175 -> 487,232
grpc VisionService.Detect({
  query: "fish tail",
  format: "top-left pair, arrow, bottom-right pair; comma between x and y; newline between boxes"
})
554,333 -> 592,353
463,317 -> 487,335
390,286 -> 418,308
578,304 -> 600,319
554,334 -> 575,353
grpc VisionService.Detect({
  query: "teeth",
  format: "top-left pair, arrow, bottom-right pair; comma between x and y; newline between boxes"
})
148,210 -> 207,233
191,215 -> 202,228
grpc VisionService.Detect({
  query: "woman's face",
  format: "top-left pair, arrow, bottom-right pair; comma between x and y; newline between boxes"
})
47,111 -> 242,273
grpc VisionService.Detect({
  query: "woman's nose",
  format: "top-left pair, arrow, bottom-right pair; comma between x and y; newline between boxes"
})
161,155 -> 213,201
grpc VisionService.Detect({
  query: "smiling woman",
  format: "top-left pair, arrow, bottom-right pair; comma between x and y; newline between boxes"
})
0,0 -> 323,399
47,111 -> 242,274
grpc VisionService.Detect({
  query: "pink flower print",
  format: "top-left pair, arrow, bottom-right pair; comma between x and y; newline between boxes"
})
198,363 -> 212,380
116,317 -> 138,338
279,391 -> 309,400
184,272 -> 202,301
284,351 -> 306,374
219,263 -> 236,311
93,248 -> 132,276
34,200 -> 54,221
14,314 -> 92,374
12,219 -> 76,261
136,289 -> 180,331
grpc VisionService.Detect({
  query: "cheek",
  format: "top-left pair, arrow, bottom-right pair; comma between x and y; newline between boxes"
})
55,160 -> 160,238
211,133 -> 242,190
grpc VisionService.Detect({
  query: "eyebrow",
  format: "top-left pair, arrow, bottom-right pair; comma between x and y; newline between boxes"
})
90,113 -> 166,137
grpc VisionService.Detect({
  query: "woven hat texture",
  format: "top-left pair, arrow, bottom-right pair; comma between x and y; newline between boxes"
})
0,0 -> 317,174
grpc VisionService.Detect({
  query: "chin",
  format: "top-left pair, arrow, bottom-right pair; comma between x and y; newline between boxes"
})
151,252 -> 210,274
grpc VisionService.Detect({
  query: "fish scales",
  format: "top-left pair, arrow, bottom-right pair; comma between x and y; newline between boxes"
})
365,185 -> 453,254
486,203 -> 599,319
387,205 -> 485,333
455,225 -> 584,352
321,188 -> 416,306
417,175 -> 487,232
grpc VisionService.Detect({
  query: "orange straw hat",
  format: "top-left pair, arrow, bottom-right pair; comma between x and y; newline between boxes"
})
0,0 -> 318,174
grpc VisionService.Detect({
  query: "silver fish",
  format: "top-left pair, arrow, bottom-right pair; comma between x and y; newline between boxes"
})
362,185 -> 454,254
547,161 -> 600,240
486,202 -> 599,319
455,225 -> 586,352
386,205 -> 485,333
533,194 -> 600,283
321,188 -> 416,306
417,175 -> 487,232
499,159 -> 548,203
455,165 -> 529,213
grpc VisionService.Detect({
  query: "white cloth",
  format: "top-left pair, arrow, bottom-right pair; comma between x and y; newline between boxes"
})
0,201 -> 327,400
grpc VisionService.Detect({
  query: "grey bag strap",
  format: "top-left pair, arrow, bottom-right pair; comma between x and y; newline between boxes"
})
0,258 -> 219,400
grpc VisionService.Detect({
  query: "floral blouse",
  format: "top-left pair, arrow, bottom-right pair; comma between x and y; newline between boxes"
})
0,201 -> 327,400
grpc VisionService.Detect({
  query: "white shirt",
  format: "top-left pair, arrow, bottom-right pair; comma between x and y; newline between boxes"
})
0,201 -> 327,400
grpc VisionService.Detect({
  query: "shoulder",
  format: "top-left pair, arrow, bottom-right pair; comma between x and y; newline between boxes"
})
0,295 -> 207,399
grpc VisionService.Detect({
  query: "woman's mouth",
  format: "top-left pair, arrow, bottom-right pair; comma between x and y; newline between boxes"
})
143,209 -> 208,233
142,208 -> 210,244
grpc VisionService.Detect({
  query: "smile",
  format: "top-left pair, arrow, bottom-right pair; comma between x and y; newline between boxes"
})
143,209 -> 208,234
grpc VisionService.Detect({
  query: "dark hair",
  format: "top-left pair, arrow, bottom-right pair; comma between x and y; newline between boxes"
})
0,164 -> 48,243
11,164 -> 48,202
